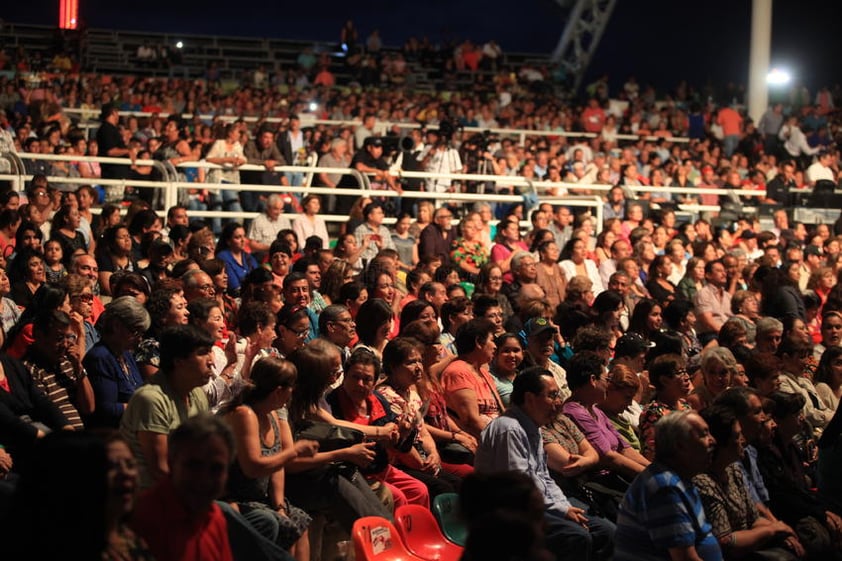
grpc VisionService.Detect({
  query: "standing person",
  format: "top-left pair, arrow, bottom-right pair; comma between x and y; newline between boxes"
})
315,138 -> 351,213
96,104 -> 136,199
206,124 -> 247,233
475,367 -> 616,561
614,411 -> 721,561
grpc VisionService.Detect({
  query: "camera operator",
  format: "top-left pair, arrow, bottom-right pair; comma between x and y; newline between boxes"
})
421,123 -> 463,196
336,136 -> 402,215
394,129 -> 427,215
461,133 -> 502,195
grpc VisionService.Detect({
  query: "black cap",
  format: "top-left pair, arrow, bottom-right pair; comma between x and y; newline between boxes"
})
614,332 -> 655,358
364,136 -> 383,148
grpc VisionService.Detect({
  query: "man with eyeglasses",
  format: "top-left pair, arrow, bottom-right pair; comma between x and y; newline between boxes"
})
23,310 -> 95,431
318,304 -> 356,363
71,253 -> 105,322
476,367 -> 616,561
183,269 -> 217,302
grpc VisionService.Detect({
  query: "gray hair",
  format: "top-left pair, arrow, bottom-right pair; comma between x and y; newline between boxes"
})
654,410 -> 698,462
510,251 -> 534,272
99,295 -> 151,333
472,202 -> 491,213
755,316 -> 783,337
266,194 -> 283,208
330,138 -> 347,151
700,347 -> 737,375
181,268 -> 207,289
168,413 -> 235,463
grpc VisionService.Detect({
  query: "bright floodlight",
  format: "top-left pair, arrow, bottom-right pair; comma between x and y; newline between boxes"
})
176,41 -> 184,49
767,68 -> 791,85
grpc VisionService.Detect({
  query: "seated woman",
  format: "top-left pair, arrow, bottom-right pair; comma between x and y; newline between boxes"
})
65,273 -> 99,352
135,286 -> 190,379
639,353 -> 694,461
188,297 -> 246,411
450,218 -> 489,283
687,347 -> 738,411
221,356 -> 318,561
353,298 -> 394,359
83,297 -> 150,429
815,346 -> 842,413
441,319 -> 504,439
490,332 -> 524,408
285,341 -> 395,528
818,405 -> 842,514
757,391 -> 842,556
562,352 -> 649,482
598,364 -> 643,452
693,405 -> 803,560
377,338 -> 463,497
327,347 -> 430,508
400,319 -> 477,471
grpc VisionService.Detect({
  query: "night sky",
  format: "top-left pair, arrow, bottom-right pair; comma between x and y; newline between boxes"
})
5,0 -> 840,93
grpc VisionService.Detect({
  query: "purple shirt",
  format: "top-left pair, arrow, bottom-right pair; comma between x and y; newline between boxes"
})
562,401 -> 629,456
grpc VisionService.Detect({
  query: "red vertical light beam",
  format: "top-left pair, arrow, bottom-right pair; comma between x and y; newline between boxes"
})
59,0 -> 79,30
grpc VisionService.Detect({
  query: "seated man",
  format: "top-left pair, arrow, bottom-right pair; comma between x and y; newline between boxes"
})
614,410 -> 722,561
475,366 -> 615,561
23,310 -> 95,431
131,414 -> 234,561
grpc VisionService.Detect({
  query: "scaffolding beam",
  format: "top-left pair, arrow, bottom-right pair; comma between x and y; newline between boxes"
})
551,0 -> 617,92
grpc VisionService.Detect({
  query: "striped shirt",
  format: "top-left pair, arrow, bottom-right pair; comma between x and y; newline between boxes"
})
614,462 -> 722,561
23,355 -> 85,430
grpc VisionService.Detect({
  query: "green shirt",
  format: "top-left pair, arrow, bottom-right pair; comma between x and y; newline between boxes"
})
120,372 -> 208,489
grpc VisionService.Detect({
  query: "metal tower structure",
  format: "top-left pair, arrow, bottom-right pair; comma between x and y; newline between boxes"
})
550,0 -> 617,92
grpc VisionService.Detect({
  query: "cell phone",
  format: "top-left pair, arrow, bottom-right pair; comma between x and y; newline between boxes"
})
370,234 -> 381,242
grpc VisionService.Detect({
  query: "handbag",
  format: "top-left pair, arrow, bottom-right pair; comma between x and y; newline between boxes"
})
295,420 -> 364,452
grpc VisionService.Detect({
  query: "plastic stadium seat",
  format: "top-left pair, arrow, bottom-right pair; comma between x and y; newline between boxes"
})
352,516 -> 428,561
431,494 -> 467,546
395,505 -> 465,561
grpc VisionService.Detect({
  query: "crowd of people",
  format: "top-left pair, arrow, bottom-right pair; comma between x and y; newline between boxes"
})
3,22 -> 842,561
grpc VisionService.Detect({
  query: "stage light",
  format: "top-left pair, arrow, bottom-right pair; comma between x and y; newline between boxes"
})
176,41 -> 184,49
766,68 -> 791,86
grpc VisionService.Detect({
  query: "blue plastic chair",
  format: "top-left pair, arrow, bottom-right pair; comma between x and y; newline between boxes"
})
431,493 -> 467,547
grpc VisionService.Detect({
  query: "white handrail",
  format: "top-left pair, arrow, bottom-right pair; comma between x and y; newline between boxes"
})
61,107 -> 691,144
4,150 -> 715,233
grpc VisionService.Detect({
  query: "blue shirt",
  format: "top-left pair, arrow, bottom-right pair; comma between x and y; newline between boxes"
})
83,341 -> 144,428
475,405 -> 572,514
217,249 -> 258,293
614,462 -> 722,561
741,444 -> 770,504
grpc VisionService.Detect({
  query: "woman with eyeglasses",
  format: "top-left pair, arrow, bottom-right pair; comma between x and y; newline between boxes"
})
598,364 -> 643,452
273,305 -> 313,360
475,262 -> 514,322
135,286 -> 190,379
83,297 -> 150,429
221,357 -> 318,561
188,297 -> 245,412
66,273 -> 99,352
638,354 -> 694,461
327,347 -> 431,508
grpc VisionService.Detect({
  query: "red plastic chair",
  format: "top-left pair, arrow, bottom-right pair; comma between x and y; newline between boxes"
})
352,516 -> 428,561
395,505 -> 465,561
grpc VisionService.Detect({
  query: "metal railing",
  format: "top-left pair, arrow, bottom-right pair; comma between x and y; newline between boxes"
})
4,151 -> 760,232
61,107 -> 691,145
